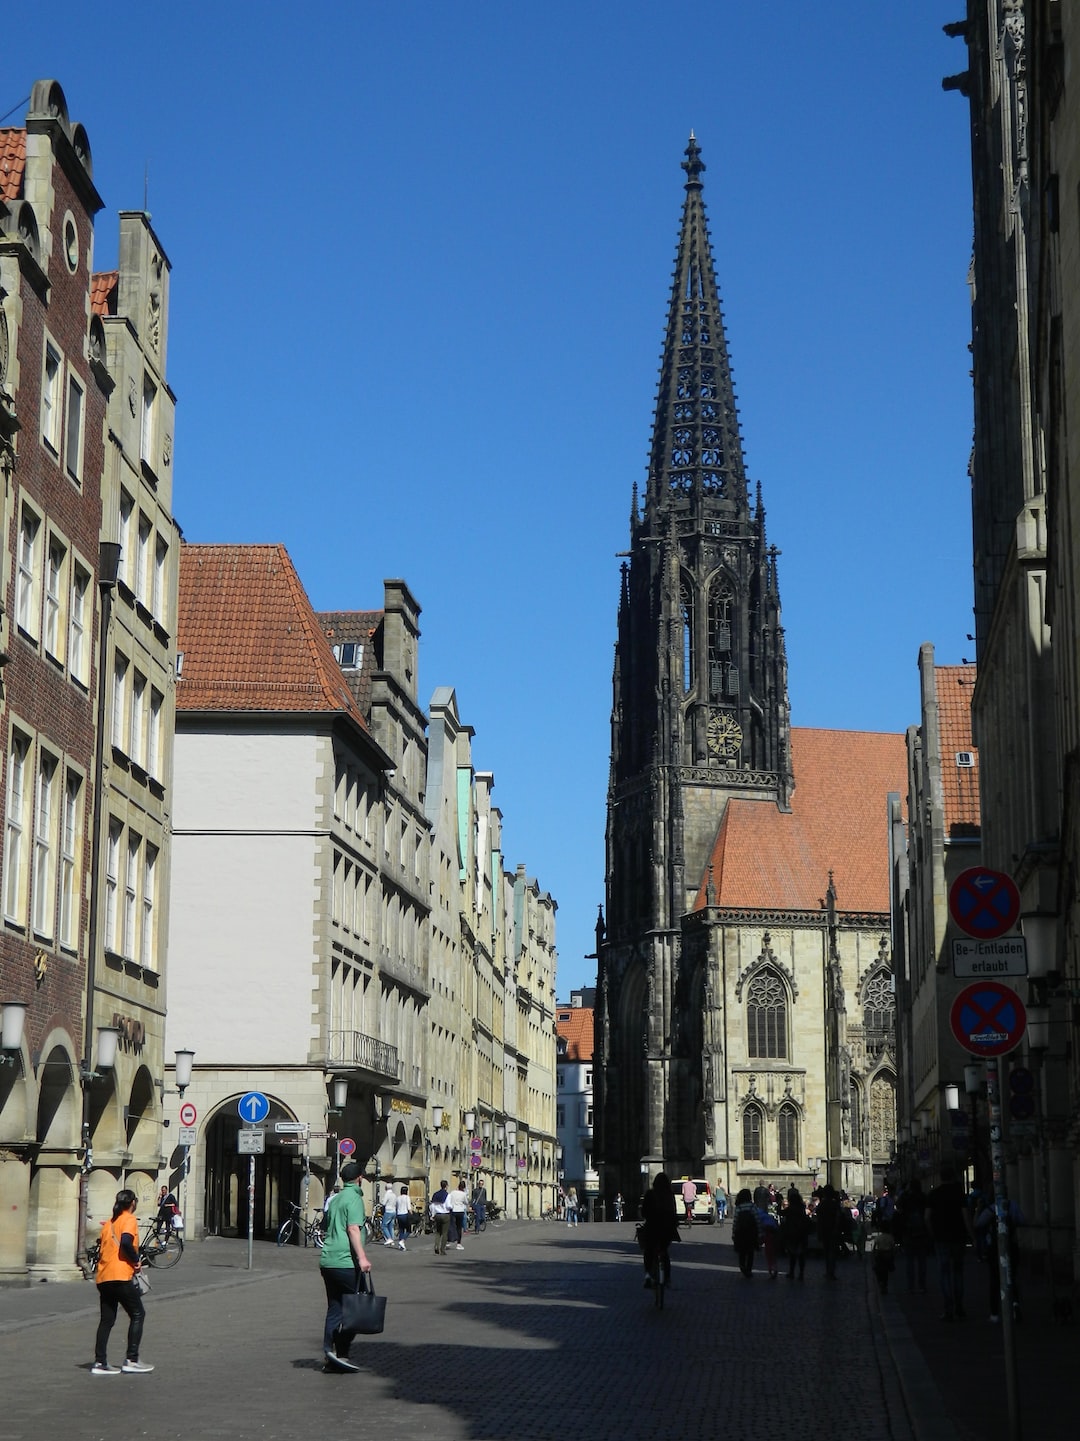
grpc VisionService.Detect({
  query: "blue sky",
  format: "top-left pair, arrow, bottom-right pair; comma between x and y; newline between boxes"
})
7,2 -> 975,994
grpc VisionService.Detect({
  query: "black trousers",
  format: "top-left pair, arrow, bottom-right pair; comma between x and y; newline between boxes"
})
95,1280 -> 145,1364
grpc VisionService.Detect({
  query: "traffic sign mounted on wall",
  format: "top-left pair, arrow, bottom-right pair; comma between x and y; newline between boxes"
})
949,981 -> 1027,1057
948,868 -> 1021,940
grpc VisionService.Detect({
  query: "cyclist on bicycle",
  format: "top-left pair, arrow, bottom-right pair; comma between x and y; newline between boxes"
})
154,1185 -> 180,1236
639,1172 -> 680,1289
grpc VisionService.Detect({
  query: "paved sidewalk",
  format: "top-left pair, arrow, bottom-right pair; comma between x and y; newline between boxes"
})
0,1220 -> 1059,1441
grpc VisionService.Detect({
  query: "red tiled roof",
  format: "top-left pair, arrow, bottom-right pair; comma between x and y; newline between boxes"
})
557,1007 -> 594,1062
0,129 -> 26,202
91,270 -> 118,316
935,666 -> 980,836
693,727 -> 907,915
176,544 -> 370,730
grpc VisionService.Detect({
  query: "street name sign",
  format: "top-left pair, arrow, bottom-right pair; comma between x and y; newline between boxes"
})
948,867 -> 1021,939
949,981 -> 1027,1057
237,1129 -> 265,1154
274,1122 -> 309,1134
951,935 -> 1027,978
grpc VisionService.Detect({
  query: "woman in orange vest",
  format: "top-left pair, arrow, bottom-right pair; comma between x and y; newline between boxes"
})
92,1189 -> 154,1375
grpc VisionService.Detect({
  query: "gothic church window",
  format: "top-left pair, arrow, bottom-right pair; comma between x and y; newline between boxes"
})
707,584 -> 733,701
742,1103 -> 763,1162
869,1074 -> 897,1163
778,1104 -> 799,1163
863,970 -> 895,1034
747,969 -> 787,1059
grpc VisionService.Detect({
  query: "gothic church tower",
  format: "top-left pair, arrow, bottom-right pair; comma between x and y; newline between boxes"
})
597,138 -> 792,1195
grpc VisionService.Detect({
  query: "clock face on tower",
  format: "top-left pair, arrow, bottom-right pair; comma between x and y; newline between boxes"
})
707,710 -> 743,759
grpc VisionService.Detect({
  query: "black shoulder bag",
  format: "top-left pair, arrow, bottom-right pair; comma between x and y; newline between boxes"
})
340,1272 -> 386,1335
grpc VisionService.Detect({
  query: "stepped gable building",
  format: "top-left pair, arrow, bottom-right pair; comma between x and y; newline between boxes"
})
595,138 -> 906,1205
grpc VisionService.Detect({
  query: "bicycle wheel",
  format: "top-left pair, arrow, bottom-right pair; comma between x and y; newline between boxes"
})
475,1217 -> 487,1233
311,1223 -> 325,1249
277,1217 -> 295,1248
148,1232 -> 183,1269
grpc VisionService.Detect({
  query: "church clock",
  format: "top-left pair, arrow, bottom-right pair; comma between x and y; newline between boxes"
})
707,710 -> 742,759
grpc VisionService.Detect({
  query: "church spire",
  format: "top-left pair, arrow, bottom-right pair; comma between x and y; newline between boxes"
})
644,135 -> 750,528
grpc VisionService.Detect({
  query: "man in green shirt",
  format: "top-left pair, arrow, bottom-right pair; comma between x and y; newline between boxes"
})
319,1161 -> 372,1371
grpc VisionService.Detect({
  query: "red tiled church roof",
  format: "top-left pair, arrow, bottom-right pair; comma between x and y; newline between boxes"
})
935,665 -> 980,835
693,727 -> 906,915
557,1007 -> 594,1062
0,130 -> 26,202
176,544 -> 369,730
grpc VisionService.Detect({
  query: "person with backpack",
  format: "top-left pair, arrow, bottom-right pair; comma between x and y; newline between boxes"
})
731,1188 -> 760,1277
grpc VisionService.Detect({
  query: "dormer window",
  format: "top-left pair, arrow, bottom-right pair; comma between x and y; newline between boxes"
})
333,642 -> 362,669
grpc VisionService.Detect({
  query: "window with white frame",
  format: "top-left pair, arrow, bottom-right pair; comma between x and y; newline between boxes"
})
32,751 -> 57,937
41,341 -> 62,452
118,491 -> 134,588
148,688 -> 163,779
153,534 -> 168,619
130,671 -> 146,768
122,831 -> 139,960
136,513 -> 151,605
44,535 -> 67,663
16,506 -> 42,639
140,375 -> 157,467
59,770 -> 82,949
112,653 -> 129,751
140,843 -> 157,969
64,370 -> 85,483
69,563 -> 90,686
104,819 -> 121,952
4,732 -> 32,922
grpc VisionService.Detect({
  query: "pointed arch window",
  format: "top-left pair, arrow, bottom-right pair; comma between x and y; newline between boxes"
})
707,584 -> 733,701
864,970 -> 895,1034
747,969 -> 788,1059
849,1081 -> 863,1151
742,1103 -> 763,1162
679,579 -> 694,693
778,1104 -> 799,1163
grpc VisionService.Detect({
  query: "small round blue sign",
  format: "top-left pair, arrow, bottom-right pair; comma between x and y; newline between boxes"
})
238,1091 -> 270,1125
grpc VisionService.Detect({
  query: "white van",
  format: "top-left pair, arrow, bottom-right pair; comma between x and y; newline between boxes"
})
674,1178 -> 716,1224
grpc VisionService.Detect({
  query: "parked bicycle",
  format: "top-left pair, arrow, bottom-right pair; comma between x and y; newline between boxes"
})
276,1200 -> 325,1249
82,1217 -> 183,1278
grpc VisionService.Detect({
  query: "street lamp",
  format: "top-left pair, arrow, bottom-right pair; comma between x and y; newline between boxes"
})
0,1001 -> 27,1062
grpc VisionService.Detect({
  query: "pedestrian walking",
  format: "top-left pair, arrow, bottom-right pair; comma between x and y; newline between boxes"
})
731,1188 -> 759,1278
472,1181 -> 487,1230
925,1163 -> 976,1322
715,1184 -> 728,1222
894,1178 -> 930,1292
394,1185 -> 412,1250
430,1180 -> 451,1255
319,1160 -> 372,1371
447,1178 -> 468,1249
380,1179 -> 397,1246
91,1189 -> 154,1375
614,1192 -> 625,1222
756,1196 -> 780,1278
565,1185 -> 579,1226
780,1187 -> 809,1280
815,1184 -> 842,1280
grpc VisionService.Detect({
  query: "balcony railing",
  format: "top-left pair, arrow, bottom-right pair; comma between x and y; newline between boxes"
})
327,1030 -> 401,1080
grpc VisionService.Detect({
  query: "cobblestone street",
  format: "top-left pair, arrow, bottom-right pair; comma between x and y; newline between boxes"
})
0,1220 -> 936,1441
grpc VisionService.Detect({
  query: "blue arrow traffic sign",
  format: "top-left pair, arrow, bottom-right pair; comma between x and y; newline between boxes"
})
238,1091 -> 270,1125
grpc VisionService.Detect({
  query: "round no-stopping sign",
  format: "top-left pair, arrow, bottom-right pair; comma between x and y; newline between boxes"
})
338,1137 -> 356,1156
950,981 -> 1027,1057
179,1101 -> 197,1127
948,867 -> 1021,939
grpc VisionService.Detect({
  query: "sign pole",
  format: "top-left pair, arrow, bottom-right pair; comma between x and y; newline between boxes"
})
247,1152 -> 255,1272
986,1057 -> 1021,1441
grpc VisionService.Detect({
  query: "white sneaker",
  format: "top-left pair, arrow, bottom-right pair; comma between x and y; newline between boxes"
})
91,1363 -> 121,1376
398,1240 -> 406,1250
456,1243 -> 464,1250
121,1360 -> 154,1374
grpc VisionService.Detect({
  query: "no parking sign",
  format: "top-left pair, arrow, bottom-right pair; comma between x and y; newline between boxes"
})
950,981 -> 1027,1057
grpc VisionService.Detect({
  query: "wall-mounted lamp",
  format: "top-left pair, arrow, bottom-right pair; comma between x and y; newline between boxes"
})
0,1001 -> 28,1062
80,1025 -> 120,1081
1027,1005 -> 1051,1051
944,1083 -> 960,1112
482,1120 -> 492,1140
329,1076 -> 349,1113
964,1063 -> 983,1095
431,1104 -> 444,1132
506,1127 -> 516,1153
495,1122 -> 505,1146
919,1108 -> 932,1134
1020,910 -> 1058,980
174,1048 -> 195,1098
464,1109 -> 476,1133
